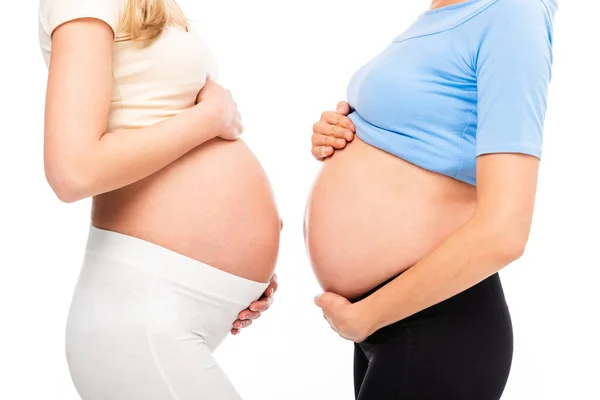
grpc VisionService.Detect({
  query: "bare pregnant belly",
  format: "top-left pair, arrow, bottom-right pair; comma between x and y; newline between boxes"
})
305,136 -> 477,299
92,138 -> 280,283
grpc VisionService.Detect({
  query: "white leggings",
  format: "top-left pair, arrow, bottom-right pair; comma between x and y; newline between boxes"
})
65,226 -> 269,400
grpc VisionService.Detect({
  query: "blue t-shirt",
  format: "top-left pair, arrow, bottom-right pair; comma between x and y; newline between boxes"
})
346,0 -> 557,186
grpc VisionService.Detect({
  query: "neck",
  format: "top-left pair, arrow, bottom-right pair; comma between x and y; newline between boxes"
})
429,0 -> 469,10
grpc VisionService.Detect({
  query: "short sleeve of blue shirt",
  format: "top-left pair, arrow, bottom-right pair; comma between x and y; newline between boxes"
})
346,0 -> 557,185
474,0 -> 554,158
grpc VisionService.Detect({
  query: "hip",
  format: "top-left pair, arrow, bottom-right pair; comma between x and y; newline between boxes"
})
67,225 -> 270,351
355,273 -> 511,339
353,274 -> 513,399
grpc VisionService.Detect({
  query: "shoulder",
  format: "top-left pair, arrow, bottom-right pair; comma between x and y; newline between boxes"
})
41,0 -> 123,37
470,0 -> 555,47
453,0 -> 556,47
484,0 -> 555,23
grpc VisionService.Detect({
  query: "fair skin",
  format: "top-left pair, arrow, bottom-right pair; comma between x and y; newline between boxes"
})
231,274 -> 278,335
310,1 -> 471,161
46,19 -> 242,203
311,102 -> 356,160
46,18 -> 275,334
430,0 -> 474,10
314,146 -> 538,341
311,0 -> 539,339
310,1 -> 472,160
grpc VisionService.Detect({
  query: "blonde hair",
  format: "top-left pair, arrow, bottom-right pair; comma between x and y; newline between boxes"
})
118,0 -> 188,42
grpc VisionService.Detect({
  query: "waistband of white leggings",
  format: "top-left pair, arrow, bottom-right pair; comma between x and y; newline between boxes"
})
85,225 -> 270,304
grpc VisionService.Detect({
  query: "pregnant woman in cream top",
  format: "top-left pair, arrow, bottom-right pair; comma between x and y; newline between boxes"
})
40,0 -> 279,398
307,0 -> 557,398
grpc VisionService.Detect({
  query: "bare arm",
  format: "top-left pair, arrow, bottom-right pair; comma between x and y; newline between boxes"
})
44,18 -> 239,202
315,1 -> 551,341
316,153 -> 540,341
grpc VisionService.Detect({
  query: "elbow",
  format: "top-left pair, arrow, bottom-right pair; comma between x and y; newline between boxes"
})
495,239 -> 527,264
44,156 -> 92,203
45,171 -> 88,203
489,228 -> 530,265
52,185 -> 85,204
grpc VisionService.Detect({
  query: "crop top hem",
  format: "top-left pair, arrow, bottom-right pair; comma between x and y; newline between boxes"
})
355,129 -> 461,171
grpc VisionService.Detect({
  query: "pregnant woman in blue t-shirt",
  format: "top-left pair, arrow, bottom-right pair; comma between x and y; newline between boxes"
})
305,0 -> 556,398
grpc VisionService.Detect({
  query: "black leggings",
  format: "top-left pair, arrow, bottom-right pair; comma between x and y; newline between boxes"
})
353,273 -> 513,400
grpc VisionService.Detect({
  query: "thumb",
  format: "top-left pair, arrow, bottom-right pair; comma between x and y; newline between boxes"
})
314,293 -> 324,308
314,292 -> 346,313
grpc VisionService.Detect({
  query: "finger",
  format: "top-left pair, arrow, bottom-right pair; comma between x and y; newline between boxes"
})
265,275 -> 279,297
264,281 -> 278,298
238,306 -> 261,319
247,311 -> 262,320
238,309 -> 262,320
234,123 -> 244,140
322,112 -> 356,132
311,132 -> 347,149
231,328 -> 239,335
312,146 -> 334,160
336,101 -> 351,115
315,292 -> 346,315
314,294 -> 323,308
261,274 -> 278,298
259,285 -> 276,300
232,319 -> 253,330
238,319 -> 253,329
326,123 -> 354,142
313,121 -> 354,142
249,297 -> 273,312
322,313 -> 337,334
232,319 -> 244,329
322,313 -> 333,328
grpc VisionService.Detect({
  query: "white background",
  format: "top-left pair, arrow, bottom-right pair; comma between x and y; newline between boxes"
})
0,0 -> 599,399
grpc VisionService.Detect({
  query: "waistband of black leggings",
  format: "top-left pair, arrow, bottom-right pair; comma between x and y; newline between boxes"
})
351,272 -> 508,323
